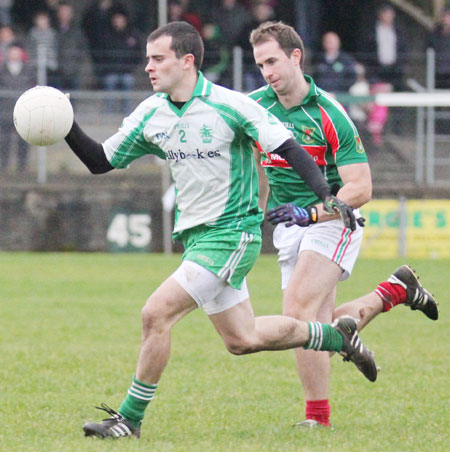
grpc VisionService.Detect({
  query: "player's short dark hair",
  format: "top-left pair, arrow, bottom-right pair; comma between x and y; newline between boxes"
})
249,21 -> 305,70
148,21 -> 204,70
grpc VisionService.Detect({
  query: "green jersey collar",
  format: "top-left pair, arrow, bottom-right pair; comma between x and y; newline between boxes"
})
301,75 -> 320,104
264,74 -> 320,106
160,71 -> 212,101
192,71 -> 213,97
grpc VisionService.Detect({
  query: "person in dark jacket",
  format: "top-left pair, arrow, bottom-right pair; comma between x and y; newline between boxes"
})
98,5 -> 141,113
55,1 -> 89,91
427,7 -> 450,89
81,0 -> 125,87
235,0 -> 275,91
312,31 -> 357,95
360,3 -> 407,91
0,42 -> 35,171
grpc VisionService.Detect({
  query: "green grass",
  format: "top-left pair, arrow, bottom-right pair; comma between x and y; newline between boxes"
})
0,253 -> 448,452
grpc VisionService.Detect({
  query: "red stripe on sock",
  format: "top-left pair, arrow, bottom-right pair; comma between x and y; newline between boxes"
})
375,281 -> 407,312
306,399 -> 330,427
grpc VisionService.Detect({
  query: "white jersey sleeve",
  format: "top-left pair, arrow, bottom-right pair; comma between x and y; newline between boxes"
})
102,95 -> 166,168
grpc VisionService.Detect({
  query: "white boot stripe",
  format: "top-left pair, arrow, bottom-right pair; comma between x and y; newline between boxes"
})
120,423 -> 132,435
387,274 -> 407,289
111,426 -> 122,437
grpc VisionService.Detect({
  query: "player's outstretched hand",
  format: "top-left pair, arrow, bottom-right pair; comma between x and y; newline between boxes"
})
323,195 -> 358,231
267,203 -> 318,227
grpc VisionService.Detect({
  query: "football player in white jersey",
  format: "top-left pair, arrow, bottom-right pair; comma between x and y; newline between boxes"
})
63,21 -> 377,439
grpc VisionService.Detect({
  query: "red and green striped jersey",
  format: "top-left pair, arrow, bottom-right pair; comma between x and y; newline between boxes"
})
249,75 -> 368,209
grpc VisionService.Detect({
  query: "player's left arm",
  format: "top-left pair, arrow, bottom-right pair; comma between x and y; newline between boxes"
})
312,105 -> 372,224
65,120 -> 114,174
314,162 -> 372,222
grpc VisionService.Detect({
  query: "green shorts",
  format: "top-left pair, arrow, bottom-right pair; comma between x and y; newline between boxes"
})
179,226 -> 262,289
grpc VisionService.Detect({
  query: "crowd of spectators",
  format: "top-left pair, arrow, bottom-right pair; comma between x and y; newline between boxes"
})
0,0 -> 449,172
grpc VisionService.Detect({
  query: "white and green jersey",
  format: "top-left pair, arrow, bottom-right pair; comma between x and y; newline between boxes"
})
103,72 -> 291,237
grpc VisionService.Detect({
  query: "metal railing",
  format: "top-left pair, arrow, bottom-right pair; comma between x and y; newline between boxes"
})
2,48 -> 449,189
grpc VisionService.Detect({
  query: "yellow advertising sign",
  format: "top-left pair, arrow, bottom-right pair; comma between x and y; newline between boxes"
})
360,200 -> 450,258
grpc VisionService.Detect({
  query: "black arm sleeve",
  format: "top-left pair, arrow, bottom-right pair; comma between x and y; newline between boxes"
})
64,120 -> 114,174
272,138 -> 331,202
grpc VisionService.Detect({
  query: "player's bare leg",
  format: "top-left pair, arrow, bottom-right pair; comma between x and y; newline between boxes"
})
209,298 -> 311,353
136,278 -> 198,383
283,251 -> 342,427
291,290 -> 335,400
209,297 -> 376,384
83,278 -> 197,439
333,264 -> 438,330
333,292 -> 383,331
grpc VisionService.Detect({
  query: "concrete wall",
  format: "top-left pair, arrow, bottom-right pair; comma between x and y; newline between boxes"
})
1,184 -> 164,252
0,183 -> 276,253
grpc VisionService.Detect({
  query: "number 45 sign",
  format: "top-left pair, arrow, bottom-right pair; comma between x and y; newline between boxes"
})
107,210 -> 152,252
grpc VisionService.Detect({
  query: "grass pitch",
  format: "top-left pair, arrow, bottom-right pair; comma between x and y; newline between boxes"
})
1,253 -> 448,452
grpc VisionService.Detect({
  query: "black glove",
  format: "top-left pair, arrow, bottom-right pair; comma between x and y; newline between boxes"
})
323,195 -> 358,231
267,203 -> 318,227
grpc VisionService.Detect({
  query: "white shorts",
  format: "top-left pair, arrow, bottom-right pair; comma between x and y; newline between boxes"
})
273,216 -> 363,290
171,260 -> 249,315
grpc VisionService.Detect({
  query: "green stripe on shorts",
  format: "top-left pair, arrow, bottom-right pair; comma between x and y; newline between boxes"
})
179,226 -> 262,289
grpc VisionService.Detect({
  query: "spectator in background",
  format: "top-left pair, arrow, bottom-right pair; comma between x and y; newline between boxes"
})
201,23 -> 230,85
99,5 -> 141,113
168,0 -> 202,33
0,24 -> 16,63
367,81 -> 391,149
82,0 -> 125,87
362,3 -> 407,91
202,0 -> 250,87
235,0 -> 275,91
26,10 -> 58,85
55,1 -> 88,91
10,0 -> 49,31
312,31 -> 357,95
0,42 -> 35,172
209,0 -> 250,46
427,7 -> 450,89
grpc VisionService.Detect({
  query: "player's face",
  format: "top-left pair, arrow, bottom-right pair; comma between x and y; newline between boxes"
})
145,36 -> 186,95
253,38 -> 302,96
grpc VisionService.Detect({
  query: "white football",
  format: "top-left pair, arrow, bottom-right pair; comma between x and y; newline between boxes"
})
13,85 -> 74,146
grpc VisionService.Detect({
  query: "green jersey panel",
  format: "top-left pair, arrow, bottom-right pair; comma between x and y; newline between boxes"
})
249,75 -> 368,209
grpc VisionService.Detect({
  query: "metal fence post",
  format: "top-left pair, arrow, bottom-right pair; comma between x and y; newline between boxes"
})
425,48 -> 436,186
37,45 -> 47,184
398,197 -> 407,257
416,105 -> 425,184
233,46 -> 243,93
158,0 -> 167,25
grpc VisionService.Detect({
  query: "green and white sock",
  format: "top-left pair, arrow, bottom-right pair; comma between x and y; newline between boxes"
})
118,375 -> 157,427
305,322 -> 343,353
